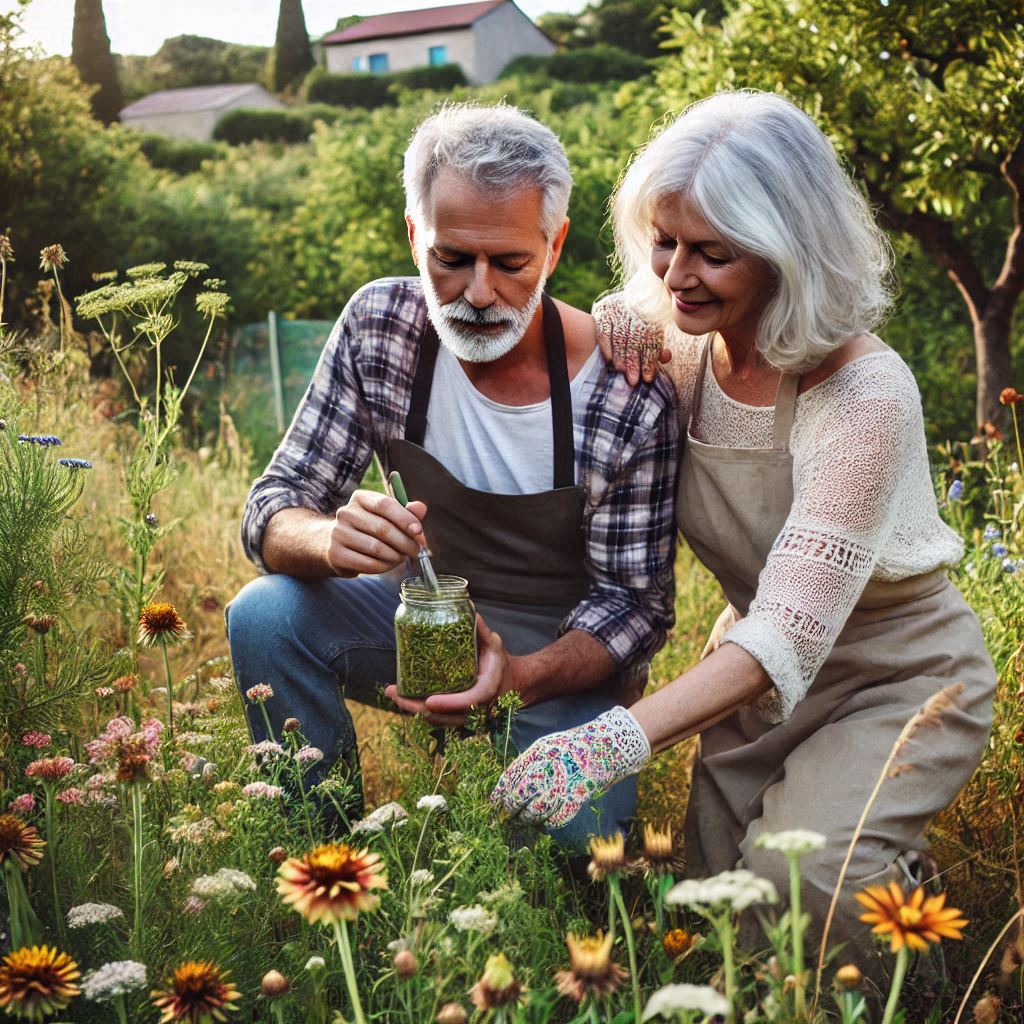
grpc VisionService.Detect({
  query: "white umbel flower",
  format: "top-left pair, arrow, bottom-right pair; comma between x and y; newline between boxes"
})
448,904 -> 498,935
191,867 -> 257,900
81,960 -> 148,1001
67,902 -> 125,928
754,830 -> 827,857
416,794 -> 448,813
642,983 -> 730,1020
665,869 -> 778,912
410,869 -> 434,886
351,801 -> 409,833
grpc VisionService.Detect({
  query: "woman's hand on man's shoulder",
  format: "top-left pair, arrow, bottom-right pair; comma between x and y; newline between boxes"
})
592,293 -> 673,387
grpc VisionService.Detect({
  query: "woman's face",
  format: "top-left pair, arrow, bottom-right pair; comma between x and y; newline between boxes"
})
649,195 -> 775,344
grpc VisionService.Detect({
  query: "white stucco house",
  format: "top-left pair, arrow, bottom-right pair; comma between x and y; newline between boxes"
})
119,84 -> 284,141
321,0 -> 555,85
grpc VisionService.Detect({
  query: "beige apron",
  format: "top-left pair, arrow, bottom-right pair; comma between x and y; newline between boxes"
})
677,338 -> 995,964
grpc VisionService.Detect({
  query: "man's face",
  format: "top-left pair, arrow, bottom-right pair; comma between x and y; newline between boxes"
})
408,167 -> 568,363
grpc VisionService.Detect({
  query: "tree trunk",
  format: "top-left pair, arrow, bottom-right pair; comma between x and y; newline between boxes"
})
973,307 -> 1015,431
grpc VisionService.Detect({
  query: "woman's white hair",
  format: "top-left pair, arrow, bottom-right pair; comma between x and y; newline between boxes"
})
613,91 -> 894,370
403,102 -> 572,241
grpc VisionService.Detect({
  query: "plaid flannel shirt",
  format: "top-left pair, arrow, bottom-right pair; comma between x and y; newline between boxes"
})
242,278 -> 679,669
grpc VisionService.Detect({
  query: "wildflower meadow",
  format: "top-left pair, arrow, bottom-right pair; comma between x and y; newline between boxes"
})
0,235 -> 1021,1024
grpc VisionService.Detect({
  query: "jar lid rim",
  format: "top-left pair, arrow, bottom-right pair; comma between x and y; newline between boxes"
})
400,574 -> 470,599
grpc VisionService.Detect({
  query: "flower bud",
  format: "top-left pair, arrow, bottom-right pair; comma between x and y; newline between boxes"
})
973,995 -> 1000,1024
261,969 -> 290,998
834,964 -> 862,990
282,717 -> 301,733
394,949 -> 419,979
162,857 -> 179,879
268,846 -> 287,864
436,1004 -> 468,1024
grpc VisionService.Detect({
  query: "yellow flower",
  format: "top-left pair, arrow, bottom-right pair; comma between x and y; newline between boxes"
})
555,932 -> 628,1003
0,946 -> 80,1021
855,882 -> 968,953
150,960 -> 241,1023
587,832 -> 629,881
276,842 -> 387,925
469,953 -> 522,1011
662,928 -> 693,959
138,603 -> 192,646
0,814 -> 45,870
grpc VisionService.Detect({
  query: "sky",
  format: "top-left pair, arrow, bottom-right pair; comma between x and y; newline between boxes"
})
4,0 -> 590,57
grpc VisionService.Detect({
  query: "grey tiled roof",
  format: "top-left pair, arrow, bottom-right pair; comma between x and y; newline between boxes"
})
120,83 -> 270,118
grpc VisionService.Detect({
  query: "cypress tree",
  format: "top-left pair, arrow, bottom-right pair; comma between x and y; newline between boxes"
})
71,0 -> 123,124
271,0 -> 315,92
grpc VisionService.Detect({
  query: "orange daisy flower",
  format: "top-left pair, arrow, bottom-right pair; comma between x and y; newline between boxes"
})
0,814 -> 45,870
138,603 -> 192,647
276,842 -> 387,925
662,928 -> 693,959
855,882 -> 968,953
555,932 -> 628,1003
150,960 -> 240,1023
0,945 -> 80,1020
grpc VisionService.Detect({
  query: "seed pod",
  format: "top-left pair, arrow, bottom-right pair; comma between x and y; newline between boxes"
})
261,970 -> 290,998
394,949 -> 419,979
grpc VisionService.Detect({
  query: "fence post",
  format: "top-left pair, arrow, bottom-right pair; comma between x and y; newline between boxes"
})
267,309 -> 285,434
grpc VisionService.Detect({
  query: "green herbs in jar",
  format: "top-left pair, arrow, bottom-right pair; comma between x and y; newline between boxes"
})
395,575 -> 477,698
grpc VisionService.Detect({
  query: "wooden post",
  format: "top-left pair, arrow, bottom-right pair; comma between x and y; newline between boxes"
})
267,310 -> 285,434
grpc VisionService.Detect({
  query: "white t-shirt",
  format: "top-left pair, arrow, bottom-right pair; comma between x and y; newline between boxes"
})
422,343 -> 602,494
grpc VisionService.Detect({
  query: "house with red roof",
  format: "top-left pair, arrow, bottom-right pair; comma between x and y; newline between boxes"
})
321,1 -> 555,85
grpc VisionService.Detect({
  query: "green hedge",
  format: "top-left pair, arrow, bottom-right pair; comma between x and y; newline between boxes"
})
501,45 -> 649,84
133,132 -> 227,173
212,107 -> 312,144
304,63 -> 468,108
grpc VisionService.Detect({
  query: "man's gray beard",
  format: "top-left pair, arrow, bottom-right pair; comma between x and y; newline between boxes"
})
421,268 -> 547,364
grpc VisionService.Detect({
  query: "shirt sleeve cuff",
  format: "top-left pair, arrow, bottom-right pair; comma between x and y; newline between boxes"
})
561,600 -> 663,671
722,617 -> 807,724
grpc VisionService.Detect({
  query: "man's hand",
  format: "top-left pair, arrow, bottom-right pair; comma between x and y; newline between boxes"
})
327,489 -> 428,577
593,294 -> 672,386
489,706 -> 651,828
385,615 -> 515,727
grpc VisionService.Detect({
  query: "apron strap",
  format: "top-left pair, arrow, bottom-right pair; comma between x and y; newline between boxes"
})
542,293 -> 576,490
771,371 -> 799,451
405,295 -> 576,489
687,336 -> 713,436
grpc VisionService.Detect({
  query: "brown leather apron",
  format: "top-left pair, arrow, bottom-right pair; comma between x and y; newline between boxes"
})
677,338 -> 995,962
386,294 -> 589,655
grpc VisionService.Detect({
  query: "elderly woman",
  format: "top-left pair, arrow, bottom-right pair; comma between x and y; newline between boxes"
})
490,91 -> 995,967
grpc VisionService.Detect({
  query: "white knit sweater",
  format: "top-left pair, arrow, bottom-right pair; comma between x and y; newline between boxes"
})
666,329 -> 962,722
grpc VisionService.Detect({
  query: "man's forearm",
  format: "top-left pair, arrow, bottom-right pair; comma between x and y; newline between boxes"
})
509,629 -> 616,706
260,507 -> 340,579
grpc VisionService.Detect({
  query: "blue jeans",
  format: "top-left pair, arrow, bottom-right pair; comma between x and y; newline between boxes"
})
226,572 -> 638,851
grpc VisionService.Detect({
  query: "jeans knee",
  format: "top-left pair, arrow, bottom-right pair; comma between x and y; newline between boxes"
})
226,574 -> 305,650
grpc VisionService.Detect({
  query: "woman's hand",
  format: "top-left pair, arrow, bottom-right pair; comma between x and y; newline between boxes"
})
701,604 -> 739,660
593,294 -> 672,386
489,706 -> 651,827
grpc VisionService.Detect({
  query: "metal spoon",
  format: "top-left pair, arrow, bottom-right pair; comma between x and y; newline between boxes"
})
387,470 -> 442,594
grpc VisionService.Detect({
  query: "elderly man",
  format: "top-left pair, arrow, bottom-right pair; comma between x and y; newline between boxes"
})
227,103 -> 678,850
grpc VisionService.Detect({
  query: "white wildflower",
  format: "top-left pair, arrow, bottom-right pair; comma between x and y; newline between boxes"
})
305,956 -> 326,972
67,902 -> 125,928
191,867 -> 257,900
247,740 -> 285,759
448,904 -> 498,935
242,781 -> 283,799
665,869 -> 778,913
754,829 -> 827,857
352,801 -> 408,833
410,869 -> 434,887
81,960 -> 148,1001
416,793 -> 448,813
175,732 -> 215,747
642,983 -> 731,1020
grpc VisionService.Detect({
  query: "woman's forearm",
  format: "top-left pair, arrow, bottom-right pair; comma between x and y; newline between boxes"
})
630,643 -> 771,754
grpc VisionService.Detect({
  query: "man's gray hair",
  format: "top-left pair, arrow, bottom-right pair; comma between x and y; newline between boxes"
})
403,102 -> 572,241
613,91 -> 894,370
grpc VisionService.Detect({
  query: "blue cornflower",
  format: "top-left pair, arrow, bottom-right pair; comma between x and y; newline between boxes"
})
17,434 -> 62,446
984,524 -> 1002,542
58,458 -> 93,469
947,480 -> 964,502
1003,558 -> 1018,574
993,543 -> 1008,557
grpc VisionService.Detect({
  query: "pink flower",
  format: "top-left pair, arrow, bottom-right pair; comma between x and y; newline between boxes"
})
242,782 -> 284,800
245,684 -> 274,703
184,896 -> 208,914
56,788 -> 87,806
25,757 -> 76,782
95,686 -> 115,698
86,716 -> 163,766
21,731 -> 52,749
8,794 -> 36,815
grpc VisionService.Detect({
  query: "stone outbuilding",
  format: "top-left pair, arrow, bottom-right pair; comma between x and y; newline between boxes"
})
321,0 -> 555,85
119,83 -> 284,141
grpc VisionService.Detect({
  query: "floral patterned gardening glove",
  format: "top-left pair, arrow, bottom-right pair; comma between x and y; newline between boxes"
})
593,294 -> 670,386
488,707 -> 651,828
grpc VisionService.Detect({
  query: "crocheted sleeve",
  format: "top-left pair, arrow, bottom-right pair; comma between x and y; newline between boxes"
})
723,356 -> 923,722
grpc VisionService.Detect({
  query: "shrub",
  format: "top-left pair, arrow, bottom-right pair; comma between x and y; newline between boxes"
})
391,63 -> 467,91
501,45 -> 650,83
133,132 -> 227,174
213,107 -> 312,145
304,68 -> 396,109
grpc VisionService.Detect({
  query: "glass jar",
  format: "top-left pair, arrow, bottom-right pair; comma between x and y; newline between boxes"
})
394,575 -> 477,698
